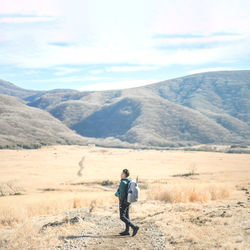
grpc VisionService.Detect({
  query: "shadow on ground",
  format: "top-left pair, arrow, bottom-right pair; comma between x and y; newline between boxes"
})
61,234 -> 127,240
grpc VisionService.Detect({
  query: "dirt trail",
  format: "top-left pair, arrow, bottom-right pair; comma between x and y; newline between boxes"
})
58,211 -> 166,250
53,184 -> 250,250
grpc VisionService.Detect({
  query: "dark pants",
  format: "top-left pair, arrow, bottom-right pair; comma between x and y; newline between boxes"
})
119,202 -> 135,232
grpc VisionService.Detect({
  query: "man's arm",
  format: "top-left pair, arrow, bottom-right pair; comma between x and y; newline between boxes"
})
115,187 -> 119,197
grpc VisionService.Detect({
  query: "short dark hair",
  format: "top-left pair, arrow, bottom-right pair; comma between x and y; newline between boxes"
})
122,169 -> 130,177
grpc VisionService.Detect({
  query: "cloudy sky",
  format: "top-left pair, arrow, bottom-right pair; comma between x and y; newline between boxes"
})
0,0 -> 250,91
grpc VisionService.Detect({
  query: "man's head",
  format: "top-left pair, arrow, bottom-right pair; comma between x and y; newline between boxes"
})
121,169 -> 130,179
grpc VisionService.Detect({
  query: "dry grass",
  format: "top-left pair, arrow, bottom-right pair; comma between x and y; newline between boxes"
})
0,181 -> 24,196
0,194 -> 115,228
0,146 -> 249,249
2,219 -> 84,250
1,145 -> 250,187
147,183 -> 231,203
0,145 -> 248,228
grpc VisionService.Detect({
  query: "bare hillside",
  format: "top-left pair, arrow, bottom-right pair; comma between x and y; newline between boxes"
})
28,71 -> 250,146
1,70 -> 250,147
0,94 -> 86,148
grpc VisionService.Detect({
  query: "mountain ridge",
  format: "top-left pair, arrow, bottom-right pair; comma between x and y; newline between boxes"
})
0,70 -> 249,147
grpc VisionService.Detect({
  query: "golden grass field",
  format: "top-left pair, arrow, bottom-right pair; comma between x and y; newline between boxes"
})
0,145 -> 249,249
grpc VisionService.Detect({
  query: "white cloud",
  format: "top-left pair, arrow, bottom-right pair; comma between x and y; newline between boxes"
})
77,79 -> 161,91
0,16 -> 55,23
188,67 -> 239,75
0,0 -> 250,90
1,0 -> 249,70
1,42 -> 243,69
89,69 -> 103,75
31,76 -> 110,83
153,33 -> 244,48
106,66 -> 157,72
54,67 -> 82,76
0,0 -> 62,16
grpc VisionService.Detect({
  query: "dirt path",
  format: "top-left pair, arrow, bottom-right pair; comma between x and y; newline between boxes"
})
54,184 -> 250,250
58,212 -> 166,250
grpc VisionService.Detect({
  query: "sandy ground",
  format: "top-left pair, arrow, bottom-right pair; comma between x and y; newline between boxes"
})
0,145 -> 249,249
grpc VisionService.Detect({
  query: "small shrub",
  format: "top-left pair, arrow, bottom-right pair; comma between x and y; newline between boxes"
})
173,164 -> 199,177
22,144 -> 42,149
42,188 -> 57,192
173,172 -> 199,177
139,183 -> 148,190
230,144 -> 247,149
89,200 -> 96,213
101,180 -> 114,186
226,149 -> 250,154
73,198 -> 81,209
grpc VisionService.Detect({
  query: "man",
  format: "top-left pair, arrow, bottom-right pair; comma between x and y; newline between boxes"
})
115,169 -> 139,236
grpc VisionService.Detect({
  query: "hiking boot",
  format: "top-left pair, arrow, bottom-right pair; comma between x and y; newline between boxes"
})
132,226 -> 139,237
119,231 -> 130,236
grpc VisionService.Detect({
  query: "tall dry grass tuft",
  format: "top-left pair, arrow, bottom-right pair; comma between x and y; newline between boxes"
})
0,181 -> 24,196
73,198 -> 81,208
147,183 -> 231,203
0,196 -> 110,228
2,220 -> 80,250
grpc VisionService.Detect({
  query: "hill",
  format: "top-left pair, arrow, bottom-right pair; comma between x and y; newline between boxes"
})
1,70 -> 250,147
145,70 -> 250,126
27,71 -> 250,146
0,94 -> 86,148
0,79 -> 78,102
0,79 -> 39,99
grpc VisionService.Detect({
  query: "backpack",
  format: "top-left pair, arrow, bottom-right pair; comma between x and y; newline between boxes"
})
127,178 -> 139,203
